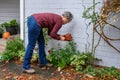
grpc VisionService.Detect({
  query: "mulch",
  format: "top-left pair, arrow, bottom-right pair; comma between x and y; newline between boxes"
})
0,60 -> 83,80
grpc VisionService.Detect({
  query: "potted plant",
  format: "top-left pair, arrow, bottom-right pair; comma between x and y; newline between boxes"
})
9,19 -> 19,35
1,22 -> 10,28
1,19 -> 19,35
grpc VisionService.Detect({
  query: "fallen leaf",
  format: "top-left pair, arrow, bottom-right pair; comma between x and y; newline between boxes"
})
61,74 -> 66,80
28,75 -> 39,80
5,60 -> 9,64
2,68 -> 7,72
85,74 -> 94,78
4,72 -> 13,79
57,67 -> 61,71
17,75 -> 27,80
1,61 -> 9,67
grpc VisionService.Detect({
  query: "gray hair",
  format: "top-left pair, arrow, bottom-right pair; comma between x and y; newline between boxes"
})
62,11 -> 73,22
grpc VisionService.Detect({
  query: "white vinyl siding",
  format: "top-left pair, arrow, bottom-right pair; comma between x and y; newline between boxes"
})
24,0 -> 120,69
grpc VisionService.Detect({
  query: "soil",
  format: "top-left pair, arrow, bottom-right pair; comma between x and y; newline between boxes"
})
0,59 -> 83,80
1,59 -> 120,80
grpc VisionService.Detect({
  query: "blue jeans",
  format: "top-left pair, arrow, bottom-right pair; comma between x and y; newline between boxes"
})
23,16 -> 47,70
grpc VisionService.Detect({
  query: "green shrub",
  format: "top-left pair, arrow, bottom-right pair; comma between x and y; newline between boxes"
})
10,19 -> 18,27
47,41 -> 101,71
1,37 -> 25,61
70,52 -> 88,71
1,22 -> 10,28
6,37 -> 25,52
0,27 -> 3,34
1,50 -> 15,61
47,41 -> 78,70
82,66 -> 120,79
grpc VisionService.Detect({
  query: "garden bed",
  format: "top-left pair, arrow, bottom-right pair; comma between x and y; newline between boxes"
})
0,59 -> 120,80
0,37 -> 120,80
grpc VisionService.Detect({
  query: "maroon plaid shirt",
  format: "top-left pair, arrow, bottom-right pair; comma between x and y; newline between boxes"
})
32,13 -> 63,40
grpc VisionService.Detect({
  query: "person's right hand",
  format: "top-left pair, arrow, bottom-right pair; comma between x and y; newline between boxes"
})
62,33 -> 72,41
60,36 -> 65,41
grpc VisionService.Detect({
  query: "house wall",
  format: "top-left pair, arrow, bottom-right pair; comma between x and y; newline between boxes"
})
24,0 -> 120,69
0,0 -> 20,24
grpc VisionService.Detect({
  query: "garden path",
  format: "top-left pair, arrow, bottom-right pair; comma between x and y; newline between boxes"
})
0,38 -> 6,53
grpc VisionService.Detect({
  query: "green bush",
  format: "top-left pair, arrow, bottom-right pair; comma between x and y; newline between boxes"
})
6,37 -> 25,52
47,41 -> 99,71
82,66 -> 120,79
1,37 -> 25,61
10,19 -> 18,27
1,50 -> 15,61
1,22 -> 10,28
1,19 -> 19,28
70,52 -> 88,71
0,27 -> 3,34
47,41 -> 77,70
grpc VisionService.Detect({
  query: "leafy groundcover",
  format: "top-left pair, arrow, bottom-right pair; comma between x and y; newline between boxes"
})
0,39 -> 120,80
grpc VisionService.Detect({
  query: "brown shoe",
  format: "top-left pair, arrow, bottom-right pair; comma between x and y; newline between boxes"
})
40,65 -> 47,70
40,66 -> 47,70
46,63 -> 53,67
23,68 -> 35,74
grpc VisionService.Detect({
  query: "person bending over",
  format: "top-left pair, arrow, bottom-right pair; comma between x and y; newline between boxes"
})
23,11 -> 73,74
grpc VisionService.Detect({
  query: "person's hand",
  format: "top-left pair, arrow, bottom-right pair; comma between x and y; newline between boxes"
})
62,33 -> 72,41
60,36 -> 65,41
